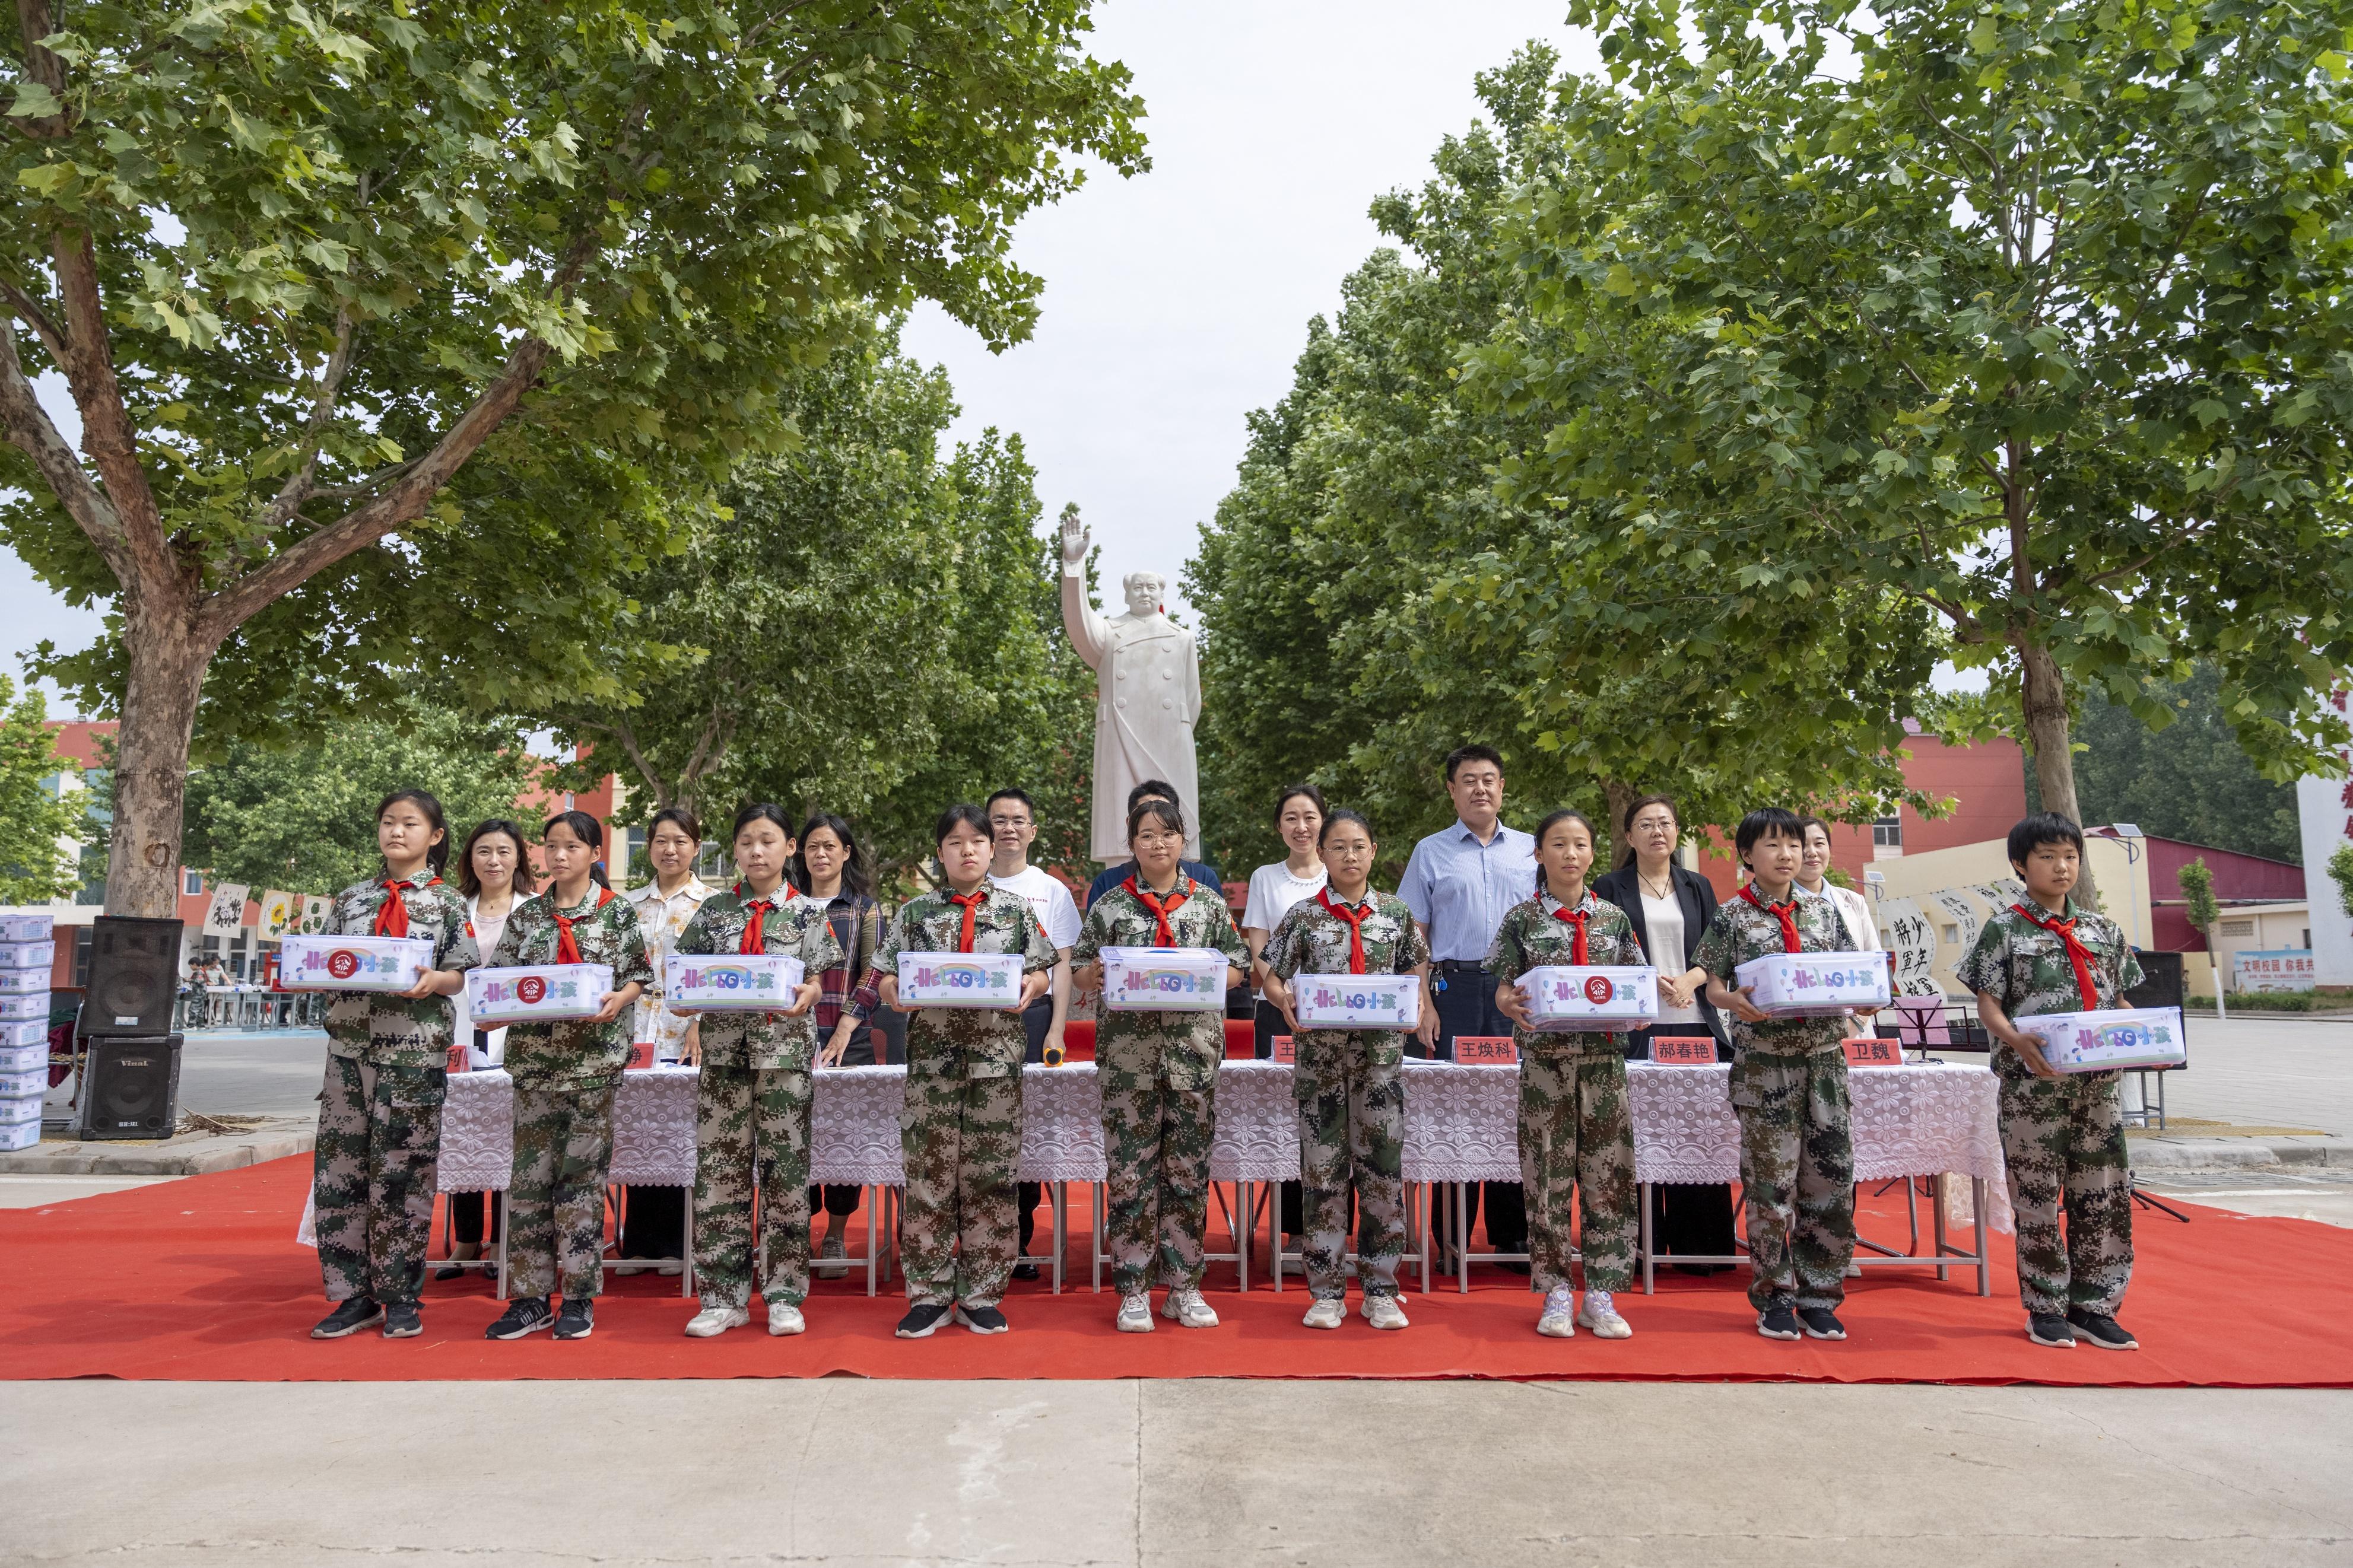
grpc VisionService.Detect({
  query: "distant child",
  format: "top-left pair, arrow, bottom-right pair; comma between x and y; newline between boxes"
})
1694,807 -> 1873,1343
1489,810 -> 1641,1340
1955,813 -> 2142,1351
309,790 -> 479,1342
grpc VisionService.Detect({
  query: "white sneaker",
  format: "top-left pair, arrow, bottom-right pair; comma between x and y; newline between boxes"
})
658,1263 -> 684,1277
683,1305 -> 748,1338
766,1301 -> 805,1336
1577,1289 -> 1632,1340
817,1234 -> 849,1280
614,1262 -> 652,1277
1537,1285 -> 1577,1338
1301,1297 -> 1347,1330
1361,1295 -> 1410,1331
1116,1293 -> 1156,1333
1161,1288 -> 1219,1328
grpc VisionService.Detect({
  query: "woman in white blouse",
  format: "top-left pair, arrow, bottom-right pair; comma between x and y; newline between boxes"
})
1240,784 -> 1330,1057
1796,815 -> 1881,952
440,818 -> 535,1279
615,806 -> 716,1276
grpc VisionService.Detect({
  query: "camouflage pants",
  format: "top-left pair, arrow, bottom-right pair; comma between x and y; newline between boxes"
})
507,1083 -> 617,1300
899,1069 -> 1022,1308
1998,1064 -> 2133,1316
1294,1032 -> 1406,1301
693,1066 -> 814,1308
1099,1033 -> 1219,1296
1518,1050 -> 1637,1294
1729,1049 -> 1855,1312
313,1055 -> 446,1305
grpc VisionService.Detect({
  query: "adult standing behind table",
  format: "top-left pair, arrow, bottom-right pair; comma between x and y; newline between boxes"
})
798,811 -> 885,1278
1397,743 -> 1531,1267
1240,784 -> 1329,1249
1796,815 -> 1881,955
985,788 -> 1082,1280
616,806 -> 715,1276
1084,779 -> 1223,909
1591,793 -> 1738,1271
438,817 -> 536,1281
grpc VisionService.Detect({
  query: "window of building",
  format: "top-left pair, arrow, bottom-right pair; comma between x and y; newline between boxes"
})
1871,815 -> 1903,856
183,869 -> 203,895
71,925 -> 93,987
2218,918 -> 2256,937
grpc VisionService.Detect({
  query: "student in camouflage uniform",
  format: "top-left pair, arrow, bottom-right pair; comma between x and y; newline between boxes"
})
874,803 -> 1056,1338
482,811 -> 652,1343
1694,806 -> 1872,1344
1072,797 -> 1249,1332
1955,813 -> 2144,1351
674,803 -> 842,1339
310,790 -> 481,1341
1262,808 -> 1431,1331
1488,809 -> 1641,1341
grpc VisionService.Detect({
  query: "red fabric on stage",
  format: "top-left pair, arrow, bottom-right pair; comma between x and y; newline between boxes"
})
0,1157 -> 2345,1386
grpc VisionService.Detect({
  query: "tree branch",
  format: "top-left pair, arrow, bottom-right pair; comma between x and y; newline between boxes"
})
0,275 -> 68,362
50,222 -> 176,594
11,0 -> 74,140
258,304 -> 360,532
0,314 -> 128,573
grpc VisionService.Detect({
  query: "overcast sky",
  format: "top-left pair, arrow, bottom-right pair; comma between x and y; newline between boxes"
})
4,5 -> 1603,712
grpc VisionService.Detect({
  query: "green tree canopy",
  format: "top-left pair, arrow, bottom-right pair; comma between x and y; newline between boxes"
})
0,668 -> 90,902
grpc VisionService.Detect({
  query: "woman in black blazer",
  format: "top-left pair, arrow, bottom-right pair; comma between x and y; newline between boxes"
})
1590,793 -> 1739,1270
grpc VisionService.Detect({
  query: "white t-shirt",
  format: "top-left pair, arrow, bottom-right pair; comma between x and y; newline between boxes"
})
1638,888 -> 1703,1026
989,865 -> 1081,951
1243,861 -> 1328,997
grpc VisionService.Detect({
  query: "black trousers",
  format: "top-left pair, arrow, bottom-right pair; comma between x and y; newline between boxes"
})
1252,999 -> 1310,1237
1425,967 -> 1526,1253
1622,1025 -> 1740,1260
618,1185 -> 687,1260
810,1020 -> 879,1224
1017,996 -> 1053,1254
450,1191 -> 503,1245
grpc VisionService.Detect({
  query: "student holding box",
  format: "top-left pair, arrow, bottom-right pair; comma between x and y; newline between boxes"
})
482,812 -> 652,1342
1954,813 -> 2144,1352
1694,807 -> 1872,1344
672,804 -> 837,1338
309,790 -> 480,1341
1488,810 -> 1643,1341
1260,809 -> 1432,1331
1072,796 -> 1249,1334
873,804 -> 1056,1338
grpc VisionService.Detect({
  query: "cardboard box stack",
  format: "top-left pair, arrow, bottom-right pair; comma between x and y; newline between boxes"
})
0,914 -> 53,1149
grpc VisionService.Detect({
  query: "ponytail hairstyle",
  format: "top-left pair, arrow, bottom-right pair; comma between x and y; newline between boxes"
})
1531,809 -> 1598,895
1126,795 -> 1186,843
1272,783 -> 1327,826
541,809 -> 608,888
732,801 -> 795,842
1316,807 -> 1376,850
790,811 -> 872,901
376,788 -> 451,877
933,802 -> 994,847
458,818 -> 538,900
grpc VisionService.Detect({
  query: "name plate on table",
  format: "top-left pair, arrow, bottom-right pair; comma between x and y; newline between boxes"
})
0,914 -> 53,943
465,963 -> 612,1025
1292,972 -> 1422,1031
1521,965 -> 1659,1031
1099,946 -> 1229,1012
1843,1036 -> 1903,1066
2013,1006 -> 2187,1073
1649,1035 -> 1719,1065
1734,951 -> 1892,1018
1453,1035 -> 1518,1065
672,954 -> 805,1012
0,940 -> 55,971
278,934 -> 434,993
0,995 -> 46,1022
1269,1034 -> 1295,1064
897,952 -> 1023,1008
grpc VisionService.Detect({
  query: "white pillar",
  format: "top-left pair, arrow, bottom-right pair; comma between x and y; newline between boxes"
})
2298,768 -> 2353,986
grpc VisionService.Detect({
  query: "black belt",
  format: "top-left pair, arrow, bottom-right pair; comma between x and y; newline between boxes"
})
1434,959 -> 1490,974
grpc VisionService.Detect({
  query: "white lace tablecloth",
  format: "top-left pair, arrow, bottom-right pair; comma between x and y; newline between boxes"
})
439,1068 -> 701,1190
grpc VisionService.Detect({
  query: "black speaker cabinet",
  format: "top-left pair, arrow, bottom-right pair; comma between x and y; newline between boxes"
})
2126,949 -> 2186,1012
77,1034 -> 182,1140
80,915 -> 184,1037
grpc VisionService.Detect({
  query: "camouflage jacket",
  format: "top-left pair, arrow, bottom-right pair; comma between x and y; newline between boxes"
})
487,886 -> 655,1090
674,888 -> 844,1071
322,873 -> 480,1070
1954,899 -> 2144,1080
1075,873 -> 1248,1079
1263,888 -> 1430,1054
874,885 -> 1055,1079
1690,885 -> 1854,1058
1485,889 -> 1645,1057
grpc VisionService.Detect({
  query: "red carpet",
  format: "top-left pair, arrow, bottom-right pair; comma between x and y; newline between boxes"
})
1,1156 -> 2346,1385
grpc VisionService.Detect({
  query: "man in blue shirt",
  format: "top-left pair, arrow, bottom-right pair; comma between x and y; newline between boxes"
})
1398,743 -> 1535,1267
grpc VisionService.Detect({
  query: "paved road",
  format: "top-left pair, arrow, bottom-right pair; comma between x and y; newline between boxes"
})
169,1026 -> 331,1119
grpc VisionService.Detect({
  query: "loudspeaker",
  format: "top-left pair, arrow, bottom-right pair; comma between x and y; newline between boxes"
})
77,1034 -> 182,1140
2126,949 -> 2186,1012
80,915 -> 184,1038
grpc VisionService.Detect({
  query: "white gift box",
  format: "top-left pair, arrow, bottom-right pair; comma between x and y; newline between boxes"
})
2013,1006 -> 2187,1073
671,953 -> 806,1012
0,1017 -> 43,1047
1734,951 -> 1892,1019
1520,965 -> 1660,1031
0,913 -> 53,942
466,964 -> 614,1025
0,1094 -> 40,1127
1292,971 -> 1423,1031
0,1066 -> 43,1100
1100,947 -> 1230,1012
0,940 -> 54,971
278,934 -> 434,993
0,1118 -> 37,1151
0,994 -> 47,1022
0,969 -> 47,995
0,1041 -> 43,1073
897,952 -> 1024,1009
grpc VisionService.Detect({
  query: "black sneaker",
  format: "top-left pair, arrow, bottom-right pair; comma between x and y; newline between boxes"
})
310,1297 -> 383,1340
2067,1309 -> 2139,1350
553,1299 -> 595,1340
896,1302 -> 952,1339
485,1296 -> 554,1340
1798,1307 -> 1847,1341
381,1302 -> 423,1339
1011,1262 -> 1041,1281
956,1303 -> 1009,1335
2027,1313 -> 2076,1348
1756,1307 -> 1802,1341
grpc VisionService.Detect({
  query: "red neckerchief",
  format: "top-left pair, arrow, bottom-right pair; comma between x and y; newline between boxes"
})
735,883 -> 778,955
2011,902 -> 2101,1010
945,887 -> 987,953
1316,888 -> 1371,974
374,873 -> 442,939
1547,892 -> 1592,965
1741,883 -> 1802,954
1126,874 -> 1190,946
551,886 -> 614,965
